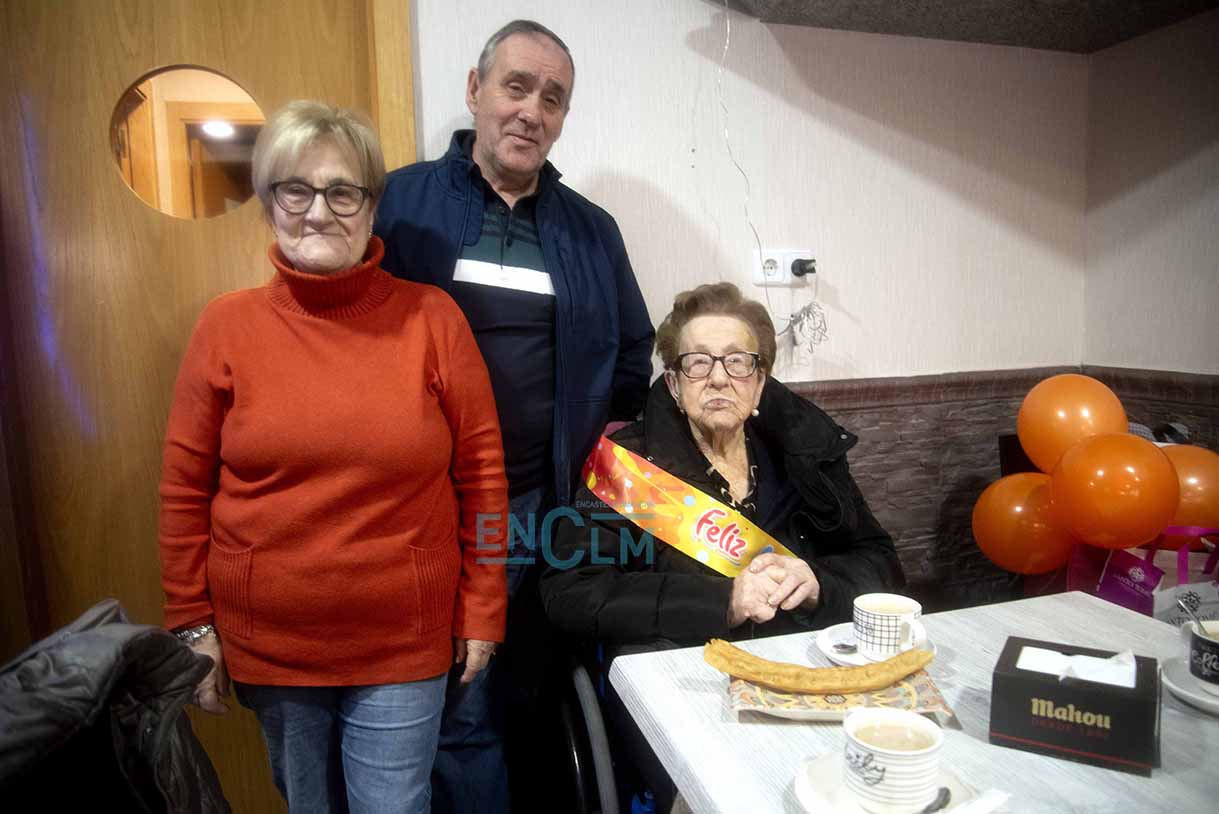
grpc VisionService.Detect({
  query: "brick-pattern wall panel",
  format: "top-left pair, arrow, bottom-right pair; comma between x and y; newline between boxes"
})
1122,399 -> 1217,449
833,404 -> 945,586
931,399 -> 1024,610
789,366 -> 1218,614
828,398 -> 1025,611
1086,366 -> 1218,450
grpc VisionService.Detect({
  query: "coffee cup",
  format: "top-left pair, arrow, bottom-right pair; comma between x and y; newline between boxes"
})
1181,619 -> 1219,696
843,707 -> 943,814
853,593 -> 927,661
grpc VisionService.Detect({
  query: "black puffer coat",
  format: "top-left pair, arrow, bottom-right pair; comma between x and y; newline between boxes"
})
540,377 -> 904,657
0,599 -> 229,812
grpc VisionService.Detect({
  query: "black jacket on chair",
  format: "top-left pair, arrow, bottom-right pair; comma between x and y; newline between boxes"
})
540,377 -> 905,659
0,599 -> 229,813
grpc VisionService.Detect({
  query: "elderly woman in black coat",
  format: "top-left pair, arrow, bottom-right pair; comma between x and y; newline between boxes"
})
539,282 -> 904,810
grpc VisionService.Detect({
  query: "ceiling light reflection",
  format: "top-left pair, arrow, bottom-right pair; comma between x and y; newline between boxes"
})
201,120 -> 235,139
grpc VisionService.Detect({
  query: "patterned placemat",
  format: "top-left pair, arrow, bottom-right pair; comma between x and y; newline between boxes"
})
728,669 -> 955,721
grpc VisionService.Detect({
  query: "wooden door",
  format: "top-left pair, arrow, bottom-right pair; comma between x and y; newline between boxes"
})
112,80 -> 159,210
0,1 -> 415,810
169,101 -> 264,218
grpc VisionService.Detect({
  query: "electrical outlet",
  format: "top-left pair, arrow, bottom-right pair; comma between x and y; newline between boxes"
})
752,249 -> 787,286
752,248 -> 814,286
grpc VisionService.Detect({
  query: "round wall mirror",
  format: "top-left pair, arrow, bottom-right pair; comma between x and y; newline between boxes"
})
110,67 -> 265,220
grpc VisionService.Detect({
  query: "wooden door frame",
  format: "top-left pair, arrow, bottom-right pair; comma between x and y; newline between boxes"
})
165,101 -> 264,219
367,0 -> 417,170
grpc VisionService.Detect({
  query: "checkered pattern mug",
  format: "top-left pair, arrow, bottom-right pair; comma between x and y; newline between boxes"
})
853,593 -> 926,661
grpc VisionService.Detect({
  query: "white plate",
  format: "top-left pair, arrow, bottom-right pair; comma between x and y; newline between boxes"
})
816,621 -> 938,667
794,751 -> 976,814
1162,656 -> 1219,716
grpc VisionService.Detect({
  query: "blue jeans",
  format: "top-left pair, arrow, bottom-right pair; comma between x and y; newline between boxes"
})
431,486 -> 548,814
236,676 -> 446,814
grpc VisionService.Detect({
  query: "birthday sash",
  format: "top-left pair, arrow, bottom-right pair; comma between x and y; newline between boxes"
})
582,435 -> 795,577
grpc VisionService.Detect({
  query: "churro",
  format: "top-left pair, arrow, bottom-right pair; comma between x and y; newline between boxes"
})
703,638 -> 933,694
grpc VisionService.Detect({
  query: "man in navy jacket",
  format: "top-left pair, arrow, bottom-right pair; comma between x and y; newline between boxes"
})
374,19 -> 654,814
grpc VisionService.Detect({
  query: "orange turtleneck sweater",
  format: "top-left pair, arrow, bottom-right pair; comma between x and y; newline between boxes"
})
158,238 -> 508,685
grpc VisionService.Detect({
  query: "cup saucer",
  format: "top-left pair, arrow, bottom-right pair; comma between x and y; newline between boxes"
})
815,621 -> 937,667
794,751 -> 975,814
1162,656 -> 1219,716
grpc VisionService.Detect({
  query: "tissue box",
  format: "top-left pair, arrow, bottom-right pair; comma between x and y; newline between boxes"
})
988,636 -> 1160,776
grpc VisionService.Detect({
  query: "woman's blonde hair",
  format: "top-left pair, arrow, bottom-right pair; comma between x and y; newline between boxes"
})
655,282 -> 776,374
251,100 -> 386,218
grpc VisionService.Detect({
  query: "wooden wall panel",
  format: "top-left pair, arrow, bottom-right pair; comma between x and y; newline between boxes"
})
0,0 -> 411,809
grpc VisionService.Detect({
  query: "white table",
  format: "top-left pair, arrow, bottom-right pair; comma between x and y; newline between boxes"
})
608,592 -> 1219,813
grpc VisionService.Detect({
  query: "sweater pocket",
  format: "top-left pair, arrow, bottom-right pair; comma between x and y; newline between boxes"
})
411,540 -> 461,634
208,539 -> 253,639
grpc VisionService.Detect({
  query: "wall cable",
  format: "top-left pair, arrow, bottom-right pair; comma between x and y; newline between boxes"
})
716,1 -> 828,356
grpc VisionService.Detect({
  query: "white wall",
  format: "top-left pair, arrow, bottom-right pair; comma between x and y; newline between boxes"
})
1085,10 -> 1219,375
414,0 -> 1091,381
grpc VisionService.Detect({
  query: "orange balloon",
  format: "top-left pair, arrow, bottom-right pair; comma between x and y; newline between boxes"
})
1050,434 -> 1180,549
972,473 -> 1077,574
1159,445 -> 1219,549
1017,374 -> 1127,472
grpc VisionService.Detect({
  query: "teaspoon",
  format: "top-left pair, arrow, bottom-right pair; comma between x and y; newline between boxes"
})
1178,597 -> 1204,628
920,787 -> 952,813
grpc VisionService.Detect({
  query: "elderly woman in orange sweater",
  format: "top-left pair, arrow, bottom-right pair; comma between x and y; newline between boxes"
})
157,101 -> 508,814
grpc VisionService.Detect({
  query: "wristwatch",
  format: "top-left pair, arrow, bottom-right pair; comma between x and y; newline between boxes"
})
174,623 -> 216,645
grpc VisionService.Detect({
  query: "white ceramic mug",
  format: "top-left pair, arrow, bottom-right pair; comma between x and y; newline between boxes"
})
1180,620 -> 1219,696
843,707 -> 944,814
853,593 -> 927,661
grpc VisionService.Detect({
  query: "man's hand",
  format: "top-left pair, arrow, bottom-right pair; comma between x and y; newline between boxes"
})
454,639 -> 497,684
188,631 -> 230,715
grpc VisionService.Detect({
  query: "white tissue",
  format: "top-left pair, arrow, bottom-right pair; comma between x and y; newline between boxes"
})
1015,646 -> 1137,688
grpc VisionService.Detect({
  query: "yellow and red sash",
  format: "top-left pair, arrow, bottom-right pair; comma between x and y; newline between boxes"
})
582,435 -> 795,577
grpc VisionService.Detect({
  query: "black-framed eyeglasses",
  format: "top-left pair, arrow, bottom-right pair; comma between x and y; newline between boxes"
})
270,181 -> 370,217
675,352 -> 761,379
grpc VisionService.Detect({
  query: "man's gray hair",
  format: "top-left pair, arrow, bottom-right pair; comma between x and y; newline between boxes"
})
476,19 -> 574,84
